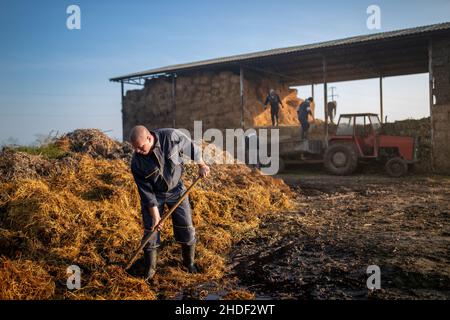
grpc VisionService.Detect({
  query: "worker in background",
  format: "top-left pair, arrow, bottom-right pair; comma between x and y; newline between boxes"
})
129,125 -> 210,283
327,101 -> 337,124
264,89 -> 284,127
298,97 -> 315,140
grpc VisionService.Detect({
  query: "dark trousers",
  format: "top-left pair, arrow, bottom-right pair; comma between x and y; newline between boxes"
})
141,182 -> 196,252
300,120 -> 310,140
271,108 -> 279,126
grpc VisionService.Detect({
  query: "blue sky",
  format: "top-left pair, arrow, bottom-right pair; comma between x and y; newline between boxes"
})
1,0 -> 449,144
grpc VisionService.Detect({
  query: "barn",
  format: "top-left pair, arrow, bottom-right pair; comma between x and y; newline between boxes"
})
111,22 -> 450,173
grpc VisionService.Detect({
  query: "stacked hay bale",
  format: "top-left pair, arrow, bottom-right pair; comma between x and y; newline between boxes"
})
382,117 -> 432,172
123,68 -> 316,135
123,79 -> 175,138
280,91 -> 316,124
0,129 -> 293,299
243,71 -> 301,127
123,70 -> 242,137
176,71 -> 241,130
247,86 -> 315,128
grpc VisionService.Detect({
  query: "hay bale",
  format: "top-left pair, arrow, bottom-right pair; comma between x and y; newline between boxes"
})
382,117 -> 432,172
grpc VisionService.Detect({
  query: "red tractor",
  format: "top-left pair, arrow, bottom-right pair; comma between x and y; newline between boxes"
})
324,113 -> 418,177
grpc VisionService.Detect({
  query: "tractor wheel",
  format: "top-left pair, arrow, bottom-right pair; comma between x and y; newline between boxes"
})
324,144 -> 358,175
385,157 -> 408,177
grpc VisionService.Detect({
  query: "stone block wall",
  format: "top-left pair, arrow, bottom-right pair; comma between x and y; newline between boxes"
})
431,36 -> 450,174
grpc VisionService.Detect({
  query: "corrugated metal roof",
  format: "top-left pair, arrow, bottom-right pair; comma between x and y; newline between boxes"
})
110,22 -> 450,82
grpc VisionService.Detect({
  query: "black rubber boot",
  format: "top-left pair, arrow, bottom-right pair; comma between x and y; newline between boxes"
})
181,244 -> 198,273
143,249 -> 157,282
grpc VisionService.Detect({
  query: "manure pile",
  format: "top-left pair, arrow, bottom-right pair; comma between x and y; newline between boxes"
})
0,129 -> 293,299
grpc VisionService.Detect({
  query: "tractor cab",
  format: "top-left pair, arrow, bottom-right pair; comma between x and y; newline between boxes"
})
334,113 -> 380,157
324,113 -> 418,177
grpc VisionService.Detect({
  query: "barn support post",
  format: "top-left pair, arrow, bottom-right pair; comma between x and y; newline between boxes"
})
323,56 -> 328,142
428,39 -> 435,172
121,80 -> 124,107
120,81 -> 126,141
311,84 -> 315,101
379,77 -> 384,123
240,66 -> 245,129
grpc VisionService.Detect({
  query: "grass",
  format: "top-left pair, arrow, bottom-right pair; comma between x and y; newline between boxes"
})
16,143 -> 69,160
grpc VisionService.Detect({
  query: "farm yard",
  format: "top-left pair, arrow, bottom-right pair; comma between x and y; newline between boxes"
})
0,130 -> 448,300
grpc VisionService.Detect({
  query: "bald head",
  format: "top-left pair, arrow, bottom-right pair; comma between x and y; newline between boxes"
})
129,125 -> 154,155
129,125 -> 150,143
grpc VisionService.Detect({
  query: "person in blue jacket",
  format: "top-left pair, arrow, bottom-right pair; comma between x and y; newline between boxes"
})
297,97 -> 315,140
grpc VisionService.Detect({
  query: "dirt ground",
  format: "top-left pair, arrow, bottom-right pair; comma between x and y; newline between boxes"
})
229,166 -> 450,299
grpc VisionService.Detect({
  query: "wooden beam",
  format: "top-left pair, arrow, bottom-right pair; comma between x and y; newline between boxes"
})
238,63 -> 300,82
379,77 -> 384,123
251,44 -> 428,72
269,54 -> 427,78
121,81 -> 124,107
286,63 -> 428,85
251,40 -> 428,70
287,66 -> 428,86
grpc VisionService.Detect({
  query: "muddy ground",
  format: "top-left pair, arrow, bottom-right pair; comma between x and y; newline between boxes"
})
228,167 -> 450,299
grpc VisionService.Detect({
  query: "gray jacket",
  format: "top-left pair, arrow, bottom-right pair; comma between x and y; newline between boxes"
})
131,128 -> 201,209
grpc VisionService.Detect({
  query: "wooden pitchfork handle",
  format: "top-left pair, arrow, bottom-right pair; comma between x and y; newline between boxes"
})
125,176 -> 202,270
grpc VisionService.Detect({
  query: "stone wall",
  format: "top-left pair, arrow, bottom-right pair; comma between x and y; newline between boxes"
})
431,36 -> 450,174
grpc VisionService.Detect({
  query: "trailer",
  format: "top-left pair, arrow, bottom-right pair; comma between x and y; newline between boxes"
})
277,113 -> 419,177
